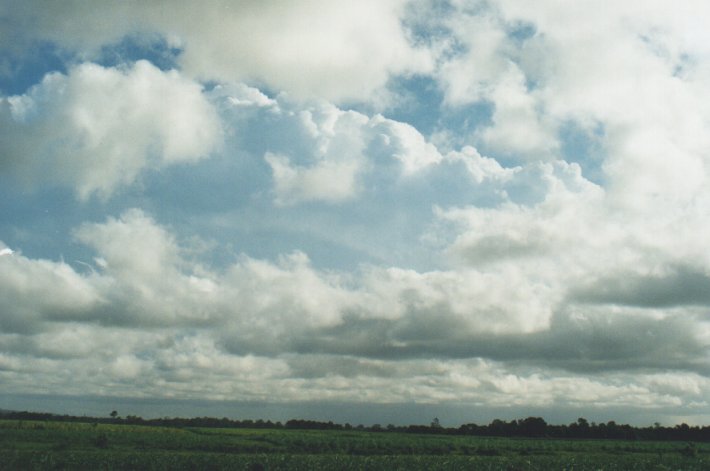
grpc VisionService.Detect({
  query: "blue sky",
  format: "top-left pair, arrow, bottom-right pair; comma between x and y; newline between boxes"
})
2,0 -> 710,426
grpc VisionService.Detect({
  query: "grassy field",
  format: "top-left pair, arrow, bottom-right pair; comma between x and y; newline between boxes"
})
1,419 -> 708,470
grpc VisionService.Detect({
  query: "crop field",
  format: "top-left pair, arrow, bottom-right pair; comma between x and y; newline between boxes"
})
1,419 -> 708,470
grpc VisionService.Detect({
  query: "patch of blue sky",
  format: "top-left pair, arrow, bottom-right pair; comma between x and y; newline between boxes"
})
0,41 -> 70,95
401,0 -> 461,54
381,78 -> 494,156
0,181 -> 109,269
96,33 -> 182,71
225,205 -> 401,270
437,100 -> 494,143
146,144 -> 496,272
233,107 -> 320,166
383,74 -> 444,136
277,205 -> 437,271
671,53 -> 694,78
331,162 -> 504,268
558,119 -> 606,185
506,20 -> 536,44
141,150 -> 270,217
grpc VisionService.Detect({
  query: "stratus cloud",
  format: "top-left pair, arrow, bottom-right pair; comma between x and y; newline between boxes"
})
0,60 -> 221,199
5,0 -> 431,103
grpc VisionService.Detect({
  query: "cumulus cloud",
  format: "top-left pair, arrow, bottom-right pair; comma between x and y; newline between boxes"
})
4,0 -> 432,103
251,99 -> 450,205
493,0 -> 710,205
266,151 -> 362,205
0,247 -> 102,333
417,0 -> 710,203
477,65 -> 557,157
0,204 -> 707,418
4,207 -> 710,378
262,104 -> 371,205
0,60 -> 221,199
370,116 -> 443,175
4,0 -> 710,423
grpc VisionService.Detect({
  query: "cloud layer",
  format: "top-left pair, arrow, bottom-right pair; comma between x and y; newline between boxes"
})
2,0 -> 710,425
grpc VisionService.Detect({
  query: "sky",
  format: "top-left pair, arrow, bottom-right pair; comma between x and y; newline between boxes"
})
1,0 -> 710,427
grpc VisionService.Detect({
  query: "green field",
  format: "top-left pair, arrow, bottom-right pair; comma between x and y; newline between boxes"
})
1,419 -> 708,470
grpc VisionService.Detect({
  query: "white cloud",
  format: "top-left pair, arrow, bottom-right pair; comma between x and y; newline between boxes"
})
74,209 -> 181,281
420,3 -> 559,161
6,0 -> 432,103
259,100 -> 451,205
0,246 -> 103,333
478,64 -> 557,158
491,0 -> 710,205
266,152 -> 361,205
73,209 -> 220,326
0,61 -> 221,199
424,0 -> 710,202
436,9 -> 510,106
5,0 -> 710,422
221,83 -> 277,109
1,204 -> 709,414
446,146 -> 515,184
370,115 -> 443,175
262,104 -> 370,205
361,265 -> 556,335
176,0 -> 432,102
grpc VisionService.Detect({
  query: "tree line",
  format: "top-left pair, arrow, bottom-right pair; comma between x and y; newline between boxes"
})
2,410 -> 710,442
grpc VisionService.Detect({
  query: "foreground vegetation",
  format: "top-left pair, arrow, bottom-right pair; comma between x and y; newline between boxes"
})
1,418 -> 709,470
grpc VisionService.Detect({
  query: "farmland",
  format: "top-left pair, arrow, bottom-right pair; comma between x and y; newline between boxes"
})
1,419 -> 709,470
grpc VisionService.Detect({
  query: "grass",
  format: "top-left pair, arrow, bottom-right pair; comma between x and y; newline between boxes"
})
0,419 -> 708,470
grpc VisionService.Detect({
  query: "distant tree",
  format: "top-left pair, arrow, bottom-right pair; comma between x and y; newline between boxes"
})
431,417 -> 442,429
519,417 -> 547,437
110,410 -> 118,419
489,419 -> 507,436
